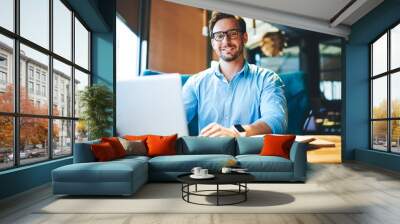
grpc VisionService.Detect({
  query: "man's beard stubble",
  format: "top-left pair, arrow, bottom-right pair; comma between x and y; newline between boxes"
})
219,44 -> 243,62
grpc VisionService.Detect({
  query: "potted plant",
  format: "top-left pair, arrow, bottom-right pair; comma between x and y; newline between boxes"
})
79,84 -> 113,140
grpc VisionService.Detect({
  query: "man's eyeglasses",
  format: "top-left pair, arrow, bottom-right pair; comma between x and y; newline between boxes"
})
211,29 -> 242,41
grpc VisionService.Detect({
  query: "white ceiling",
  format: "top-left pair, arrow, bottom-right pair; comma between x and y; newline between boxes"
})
226,0 -> 353,23
165,0 -> 384,38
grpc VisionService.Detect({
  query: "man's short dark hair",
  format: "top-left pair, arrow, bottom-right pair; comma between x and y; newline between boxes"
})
208,12 -> 246,36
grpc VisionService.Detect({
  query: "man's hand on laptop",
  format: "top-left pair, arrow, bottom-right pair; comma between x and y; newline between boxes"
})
199,123 -> 239,137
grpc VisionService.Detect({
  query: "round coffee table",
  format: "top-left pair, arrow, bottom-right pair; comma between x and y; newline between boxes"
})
177,172 -> 255,206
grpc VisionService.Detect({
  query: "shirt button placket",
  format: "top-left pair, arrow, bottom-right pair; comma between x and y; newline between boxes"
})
223,84 -> 233,126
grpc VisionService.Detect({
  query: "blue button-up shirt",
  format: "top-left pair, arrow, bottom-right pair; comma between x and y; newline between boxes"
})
182,62 -> 288,134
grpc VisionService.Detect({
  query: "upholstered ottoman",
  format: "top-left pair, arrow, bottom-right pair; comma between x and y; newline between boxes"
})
52,156 -> 148,196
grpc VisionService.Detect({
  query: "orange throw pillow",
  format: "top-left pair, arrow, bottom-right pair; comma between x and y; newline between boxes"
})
91,142 -> 117,161
146,134 -> 178,157
123,135 -> 149,142
101,137 -> 127,158
260,134 -> 296,159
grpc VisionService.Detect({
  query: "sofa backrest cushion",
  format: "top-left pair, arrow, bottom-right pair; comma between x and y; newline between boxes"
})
73,139 -> 100,163
178,136 -> 235,155
236,137 -> 264,155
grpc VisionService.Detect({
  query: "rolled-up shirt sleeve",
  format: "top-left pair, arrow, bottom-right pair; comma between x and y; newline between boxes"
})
182,76 -> 198,124
256,73 -> 288,134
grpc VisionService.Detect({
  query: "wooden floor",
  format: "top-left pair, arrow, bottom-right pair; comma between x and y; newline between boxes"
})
1,162 -> 400,224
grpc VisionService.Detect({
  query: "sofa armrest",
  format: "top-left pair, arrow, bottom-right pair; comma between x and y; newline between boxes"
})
289,142 -> 307,181
73,140 -> 100,163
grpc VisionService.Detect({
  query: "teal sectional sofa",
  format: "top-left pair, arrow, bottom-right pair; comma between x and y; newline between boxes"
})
52,137 -> 307,196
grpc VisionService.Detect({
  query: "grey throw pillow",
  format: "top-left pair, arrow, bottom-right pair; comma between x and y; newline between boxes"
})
118,137 -> 147,156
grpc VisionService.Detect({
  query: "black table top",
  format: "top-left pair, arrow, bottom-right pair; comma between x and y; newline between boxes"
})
177,172 -> 255,185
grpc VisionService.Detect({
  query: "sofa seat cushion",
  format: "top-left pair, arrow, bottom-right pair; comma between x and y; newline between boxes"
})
116,155 -> 150,163
53,159 -> 147,183
236,155 -> 293,172
149,154 -> 235,172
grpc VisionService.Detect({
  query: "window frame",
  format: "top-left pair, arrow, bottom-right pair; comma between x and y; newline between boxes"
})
369,20 -> 400,154
0,70 -> 7,85
0,0 -> 92,171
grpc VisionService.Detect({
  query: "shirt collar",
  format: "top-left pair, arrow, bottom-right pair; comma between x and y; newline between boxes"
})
213,60 -> 249,80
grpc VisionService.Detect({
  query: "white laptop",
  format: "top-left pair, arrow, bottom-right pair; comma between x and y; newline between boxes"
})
116,74 -> 189,137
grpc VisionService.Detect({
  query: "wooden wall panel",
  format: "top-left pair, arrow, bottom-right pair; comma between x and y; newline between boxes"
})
148,0 -> 208,74
117,0 -> 139,34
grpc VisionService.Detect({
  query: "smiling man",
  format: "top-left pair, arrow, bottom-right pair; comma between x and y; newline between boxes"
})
182,12 -> 288,137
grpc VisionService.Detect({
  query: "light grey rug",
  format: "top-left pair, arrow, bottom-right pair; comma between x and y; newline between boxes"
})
38,183 -> 361,214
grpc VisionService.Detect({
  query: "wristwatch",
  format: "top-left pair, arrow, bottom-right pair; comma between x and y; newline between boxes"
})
233,124 -> 246,137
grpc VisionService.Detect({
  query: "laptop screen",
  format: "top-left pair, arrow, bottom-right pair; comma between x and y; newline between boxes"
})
116,74 -> 189,137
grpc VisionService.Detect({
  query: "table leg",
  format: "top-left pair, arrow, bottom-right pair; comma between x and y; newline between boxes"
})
187,184 -> 190,202
245,183 -> 247,201
181,184 -> 183,199
217,184 -> 219,206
